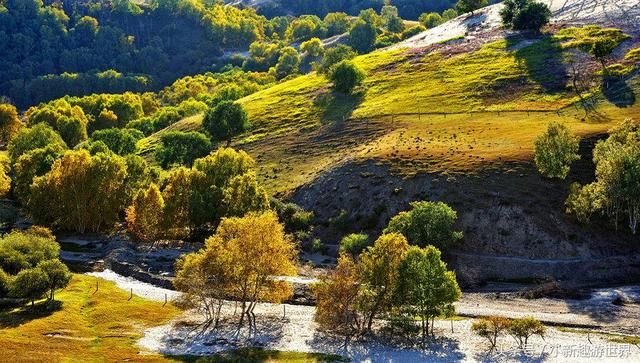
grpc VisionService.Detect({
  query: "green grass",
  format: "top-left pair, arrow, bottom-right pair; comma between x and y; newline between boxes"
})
557,327 -> 640,346
174,349 -> 348,363
138,27 -> 640,194
0,274 -> 181,362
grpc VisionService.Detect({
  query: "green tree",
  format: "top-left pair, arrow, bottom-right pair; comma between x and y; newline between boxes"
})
394,245 -> 462,343
10,267 -> 49,306
339,233 -> 370,258
155,131 -> 212,168
324,12 -> 350,37
13,144 -> 65,204
384,201 -> 463,250
419,12 -> 444,28
202,101 -> 249,144
221,173 -> 270,217
456,0 -> 488,15
359,233 -> 409,332
566,119 -> 640,234
381,5 -> 404,33
92,128 -> 140,155
8,123 -> 67,162
329,60 -> 366,94
300,38 -> 325,58
534,122 -> 580,179
501,0 -> 551,32
0,103 -> 22,145
274,46 -> 301,79
37,259 -> 71,302
317,44 -> 356,74
0,228 -> 60,275
442,9 -> 459,21
349,19 -> 377,53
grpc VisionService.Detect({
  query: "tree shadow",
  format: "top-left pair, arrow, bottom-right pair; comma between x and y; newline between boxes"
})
513,37 -> 568,93
602,75 -> 636,107
0,300 -> 62,328
308,331 -> 466,362
313,89 -> 364,124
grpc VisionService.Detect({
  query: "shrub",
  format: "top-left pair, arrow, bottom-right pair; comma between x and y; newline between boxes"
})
471,316 -> 512,352
534,122 -> 580,179
384,201 -> 463,250
202,101 -> 249,144
329,60 -> 365,94
501,0 -> 551,32
339,233 -> 370,257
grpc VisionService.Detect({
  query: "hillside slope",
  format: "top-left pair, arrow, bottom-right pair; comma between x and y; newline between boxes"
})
140,0 -> 640,286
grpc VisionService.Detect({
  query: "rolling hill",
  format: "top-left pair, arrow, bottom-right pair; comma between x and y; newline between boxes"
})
138,0 -> 640,285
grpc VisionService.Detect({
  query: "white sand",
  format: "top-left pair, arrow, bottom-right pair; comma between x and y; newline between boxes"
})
89,270 -> 640,361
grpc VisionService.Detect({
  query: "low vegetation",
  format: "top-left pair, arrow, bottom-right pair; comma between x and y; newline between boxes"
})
472,316 -> 546,352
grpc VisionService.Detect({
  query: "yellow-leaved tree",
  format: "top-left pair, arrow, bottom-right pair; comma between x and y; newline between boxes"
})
175,211 -> 297,328
126,183 -> 165,243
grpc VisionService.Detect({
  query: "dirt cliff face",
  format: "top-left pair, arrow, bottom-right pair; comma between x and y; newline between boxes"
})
290,137 -> 640,286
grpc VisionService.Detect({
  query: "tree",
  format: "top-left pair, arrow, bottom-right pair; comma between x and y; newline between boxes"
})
155,131 -> 212,168
349,19 -> 377,54
126,183 -> 165,243
455,0 -> 488,15
0,228 -> 60,275
471,316 -> 512,352
381,5 -> 404,33
339,233 -> 370,258
442,9 -> 459,21
384,201 -> 463,250
566,119 -> 640,234
37,259 -> 71,302
394,245 -> 462,344
221,173 -> 270,217
0,103 -> 22,145
162,167 -> 197,236
329,60 -> 366,94
314,254 -> 363,339
0,156 -> 10,198
591,38 -> 618,72
324,12 -> 350,37
175,211 -> 297,328
509,317 -> 546,348
419,12 -> 444,28
8,123 -> 67,162
10,268 -> 49,306
317,44 -> 356,74
92,128 -> 140,155
501,0 -> 551,32
359,233 -> 409,332
300,38 -> 324,58
275,46 -> 301,79
202,101 -> 249,144
534,122 -> 580,179
28,150 -> 128,233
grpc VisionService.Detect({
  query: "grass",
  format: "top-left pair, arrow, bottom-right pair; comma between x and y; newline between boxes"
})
137,27 -> 640,194
557,327 -> 640,346
174,349 -> 348,362
0,274 -> 181,362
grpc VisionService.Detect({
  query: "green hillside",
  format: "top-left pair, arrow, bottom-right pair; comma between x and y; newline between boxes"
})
139,27 -> 640,194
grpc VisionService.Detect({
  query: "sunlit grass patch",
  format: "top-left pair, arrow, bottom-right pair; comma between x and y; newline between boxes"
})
0,274 -> 180,362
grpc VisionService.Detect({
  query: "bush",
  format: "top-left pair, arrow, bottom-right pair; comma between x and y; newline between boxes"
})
202,101 -> 249,144
384,201 -> 463,250
155,131 -> 212,168
329,60 -> 366,94
534,122 -> 580,179
501,0 -> 551,32
339,233 -> 370,257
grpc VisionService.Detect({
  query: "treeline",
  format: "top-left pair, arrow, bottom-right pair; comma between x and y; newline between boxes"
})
248,0 -> 457,20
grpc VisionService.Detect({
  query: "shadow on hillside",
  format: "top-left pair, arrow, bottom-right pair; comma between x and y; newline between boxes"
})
0,300 -> 62,328
314,90 -> 364,124
512,36 -> 568,92
602,76 -> 636,107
